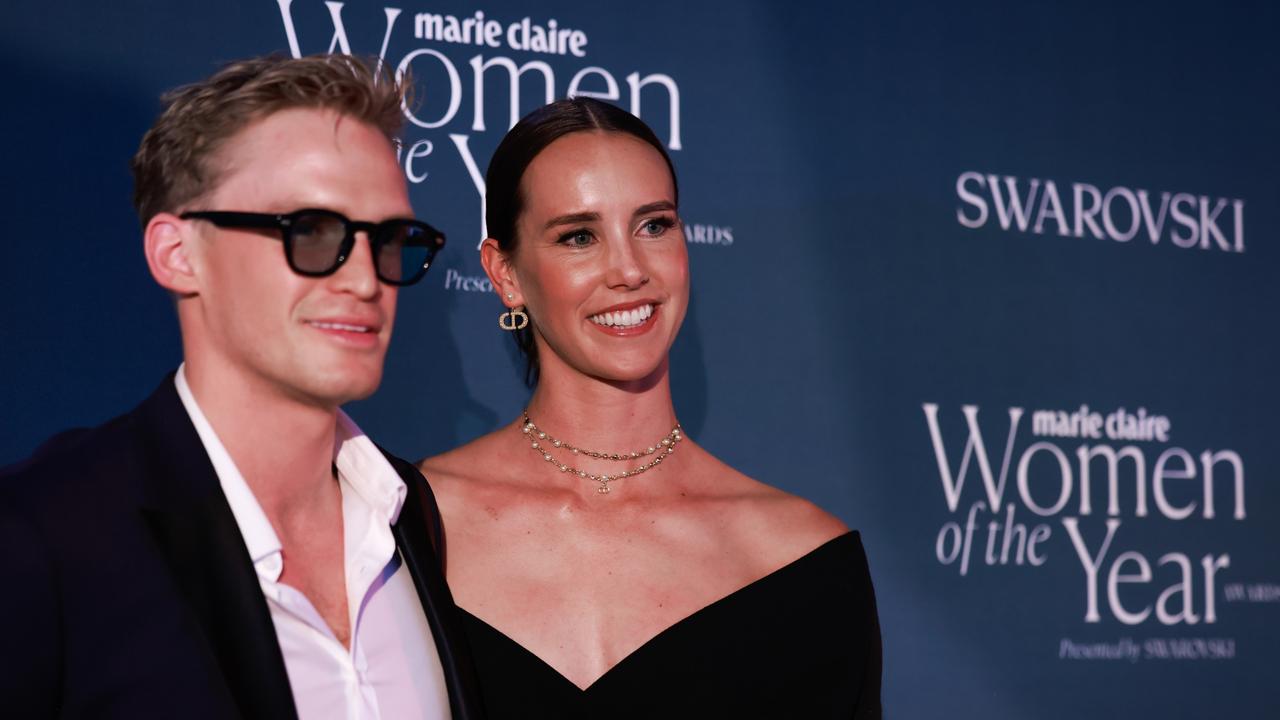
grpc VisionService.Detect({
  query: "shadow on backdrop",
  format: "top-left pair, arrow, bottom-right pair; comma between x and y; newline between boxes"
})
0,49 -> 179,464
670,283 -> 708,440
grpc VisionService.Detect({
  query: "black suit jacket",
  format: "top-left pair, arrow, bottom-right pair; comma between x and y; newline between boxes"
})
0,376 -> 483,719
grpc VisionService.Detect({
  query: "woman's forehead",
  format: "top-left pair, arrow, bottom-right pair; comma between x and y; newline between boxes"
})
520,132 -> 676,215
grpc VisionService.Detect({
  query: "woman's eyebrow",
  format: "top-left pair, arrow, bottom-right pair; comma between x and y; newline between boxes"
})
543,211 -> 600,230
633,201 -> 676,216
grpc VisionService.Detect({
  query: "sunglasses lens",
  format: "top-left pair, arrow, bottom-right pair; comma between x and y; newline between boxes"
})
290,212 -> 348,273
377,222 -> 439,285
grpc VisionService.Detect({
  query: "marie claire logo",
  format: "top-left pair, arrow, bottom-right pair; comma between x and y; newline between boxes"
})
923,403 -> 1246,628
274,0 -> 683,246
413,10 -> 588,57
955,172 -> 1245,253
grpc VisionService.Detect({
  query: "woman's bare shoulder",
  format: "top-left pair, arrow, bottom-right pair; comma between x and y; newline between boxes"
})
738,477 -> 850,553
416,427 -> 513,492
689,447 -> 850,559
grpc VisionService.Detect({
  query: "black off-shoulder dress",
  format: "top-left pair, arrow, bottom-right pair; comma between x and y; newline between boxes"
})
459,531 -> 882,719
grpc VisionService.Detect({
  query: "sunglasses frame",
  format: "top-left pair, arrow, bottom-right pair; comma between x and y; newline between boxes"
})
179,208 -> 445,286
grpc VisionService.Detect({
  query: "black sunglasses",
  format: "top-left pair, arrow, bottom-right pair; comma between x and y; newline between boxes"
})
179,208 -> 445,286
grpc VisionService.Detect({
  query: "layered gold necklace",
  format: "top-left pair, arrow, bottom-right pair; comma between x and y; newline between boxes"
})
520,412 -> 684,494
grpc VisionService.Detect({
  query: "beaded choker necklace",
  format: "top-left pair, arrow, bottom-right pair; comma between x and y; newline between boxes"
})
520,413 -> 683,494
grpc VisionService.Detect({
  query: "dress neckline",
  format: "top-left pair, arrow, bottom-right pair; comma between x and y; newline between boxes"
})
459,530 -> 858,692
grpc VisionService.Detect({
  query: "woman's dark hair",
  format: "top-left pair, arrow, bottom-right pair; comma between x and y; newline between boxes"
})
486,97 -> 679,385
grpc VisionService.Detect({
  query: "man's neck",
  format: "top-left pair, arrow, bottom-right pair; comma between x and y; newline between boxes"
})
182,360 -> 340,521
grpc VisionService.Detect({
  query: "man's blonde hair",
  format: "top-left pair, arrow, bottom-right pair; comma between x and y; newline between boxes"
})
130,53 -> 410,226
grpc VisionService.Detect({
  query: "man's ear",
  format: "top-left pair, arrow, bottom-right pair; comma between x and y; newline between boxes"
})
480,237 -> 522,307
143,212 -> 199,295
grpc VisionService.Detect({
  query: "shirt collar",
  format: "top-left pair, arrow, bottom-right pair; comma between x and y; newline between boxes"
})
174,364 -> 409,580
175,364 -> 282,576
333,410 -> 407,526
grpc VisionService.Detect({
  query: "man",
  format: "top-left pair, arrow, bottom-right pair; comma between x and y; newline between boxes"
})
0,54 -> 481,718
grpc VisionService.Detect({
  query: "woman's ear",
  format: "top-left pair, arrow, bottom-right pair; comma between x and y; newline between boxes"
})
480,237 -> 522,307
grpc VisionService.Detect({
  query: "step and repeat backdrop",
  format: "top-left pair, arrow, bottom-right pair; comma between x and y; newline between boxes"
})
2,1 -> 1276,717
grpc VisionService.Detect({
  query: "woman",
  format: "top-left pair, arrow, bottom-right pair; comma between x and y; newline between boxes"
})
420,98 -> 881,718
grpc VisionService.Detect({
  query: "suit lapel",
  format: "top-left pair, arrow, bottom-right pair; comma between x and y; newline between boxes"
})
130,378 -> 483,719
384,451 -> 485,720
135,377 -> 299,720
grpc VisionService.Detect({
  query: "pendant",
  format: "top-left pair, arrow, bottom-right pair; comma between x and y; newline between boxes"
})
597,481 -> 611,494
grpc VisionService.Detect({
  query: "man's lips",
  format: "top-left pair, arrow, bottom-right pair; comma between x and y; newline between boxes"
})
307,320 -> 378,333
304,317 -> 385,346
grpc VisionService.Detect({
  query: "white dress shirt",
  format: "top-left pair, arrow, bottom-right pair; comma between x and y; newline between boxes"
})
175,366 -> 450,720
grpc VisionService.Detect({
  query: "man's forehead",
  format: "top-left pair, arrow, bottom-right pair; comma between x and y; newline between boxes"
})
218,108 -> 373,160
192,105 -> 409,219
204,108 -> 400,207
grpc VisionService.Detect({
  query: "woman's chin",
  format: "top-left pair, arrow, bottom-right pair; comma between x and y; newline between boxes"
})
586,357 -> 669,389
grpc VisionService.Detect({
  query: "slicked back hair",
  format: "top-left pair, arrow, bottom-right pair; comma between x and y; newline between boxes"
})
485,97 -> 678,385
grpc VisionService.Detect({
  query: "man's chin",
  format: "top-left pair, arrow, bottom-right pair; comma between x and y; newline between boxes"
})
333,377 -> 382,406
289,370 -> 383,409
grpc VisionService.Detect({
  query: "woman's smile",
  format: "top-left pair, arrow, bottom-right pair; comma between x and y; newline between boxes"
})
588,301 -> 659,336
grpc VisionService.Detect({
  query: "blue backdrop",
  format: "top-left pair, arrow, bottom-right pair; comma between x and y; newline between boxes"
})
3,1 -> 1277,717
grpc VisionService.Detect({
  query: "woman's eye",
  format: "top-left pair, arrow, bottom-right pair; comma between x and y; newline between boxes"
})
640,217 -> 675,236
559,230 -> 593,247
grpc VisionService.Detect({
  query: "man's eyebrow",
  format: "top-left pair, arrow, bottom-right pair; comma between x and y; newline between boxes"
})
633,201 -> 677,216
544,211 -> 600,230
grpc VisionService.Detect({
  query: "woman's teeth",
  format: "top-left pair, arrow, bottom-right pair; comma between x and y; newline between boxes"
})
589,304 -> 653,328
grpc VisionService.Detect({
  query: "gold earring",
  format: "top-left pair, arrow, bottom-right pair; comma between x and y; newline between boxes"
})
499,305 -> 529,331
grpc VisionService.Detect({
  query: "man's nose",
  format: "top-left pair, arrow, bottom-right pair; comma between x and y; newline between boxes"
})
329,231 -> 383,298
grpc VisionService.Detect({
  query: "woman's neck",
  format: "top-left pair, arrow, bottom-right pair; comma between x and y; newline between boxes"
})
524,358 -> 679,456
